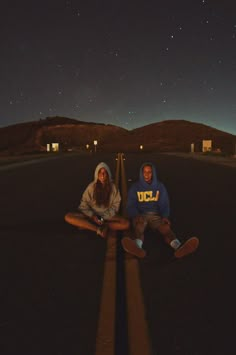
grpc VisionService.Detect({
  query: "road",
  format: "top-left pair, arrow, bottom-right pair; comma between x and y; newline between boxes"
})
0,152 -> 235,355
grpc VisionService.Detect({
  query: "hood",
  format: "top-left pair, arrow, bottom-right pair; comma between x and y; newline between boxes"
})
139,162 -> 158,188
94,162 -> 112,181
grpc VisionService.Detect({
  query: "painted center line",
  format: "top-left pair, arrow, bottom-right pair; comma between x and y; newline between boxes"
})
95,231 -> 117,355
120,153 -> 152,355
95,153 -> 152,354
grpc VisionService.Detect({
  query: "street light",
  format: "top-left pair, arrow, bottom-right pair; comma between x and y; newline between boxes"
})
140,145 -> 143,151
94,140 -> 98,153
86,144 -> 90,150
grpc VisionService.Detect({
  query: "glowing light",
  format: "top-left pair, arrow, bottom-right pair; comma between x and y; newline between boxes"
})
94,140 -> 98,153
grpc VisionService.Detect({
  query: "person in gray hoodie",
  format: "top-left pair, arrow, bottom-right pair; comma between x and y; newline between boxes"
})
65,162 -> 129,238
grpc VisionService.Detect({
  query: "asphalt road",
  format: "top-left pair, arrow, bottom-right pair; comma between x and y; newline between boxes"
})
0,152 -> 235,355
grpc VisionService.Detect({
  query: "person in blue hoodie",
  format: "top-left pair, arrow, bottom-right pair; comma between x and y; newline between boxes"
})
122,162 -> 199,258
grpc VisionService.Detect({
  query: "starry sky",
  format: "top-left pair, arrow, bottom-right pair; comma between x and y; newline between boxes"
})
1,0 -> 236,134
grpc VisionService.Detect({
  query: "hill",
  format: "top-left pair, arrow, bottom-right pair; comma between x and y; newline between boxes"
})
129,120 -> 236,153
0,117 -> 129,155
0,117 -> 235,155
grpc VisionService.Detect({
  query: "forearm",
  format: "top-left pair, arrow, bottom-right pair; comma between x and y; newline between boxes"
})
78,201 -> 93,217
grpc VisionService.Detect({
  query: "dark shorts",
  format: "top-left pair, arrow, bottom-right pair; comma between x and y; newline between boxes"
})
133,213 -> 163,230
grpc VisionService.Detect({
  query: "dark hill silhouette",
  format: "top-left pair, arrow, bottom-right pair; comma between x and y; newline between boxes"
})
129,120 -> 236,153
0,117 -> 235,155
0,117 -> 129,154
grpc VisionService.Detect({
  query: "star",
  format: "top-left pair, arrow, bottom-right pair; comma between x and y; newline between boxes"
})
1,0 -> 236,136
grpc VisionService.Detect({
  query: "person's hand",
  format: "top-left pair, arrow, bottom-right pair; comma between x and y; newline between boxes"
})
92,215 -> 103,225
162,217 -> 171,225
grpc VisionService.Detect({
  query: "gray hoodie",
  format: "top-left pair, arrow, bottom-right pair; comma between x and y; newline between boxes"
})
78,162 -> 121,220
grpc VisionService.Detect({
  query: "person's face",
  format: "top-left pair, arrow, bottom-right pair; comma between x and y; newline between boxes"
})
98,168 -> 108,184
143,165 -> 152,184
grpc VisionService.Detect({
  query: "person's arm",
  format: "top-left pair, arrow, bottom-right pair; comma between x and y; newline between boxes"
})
102,185 -> 121,220
126,184 -> 139,218
78,184 -> 94,218
159,183 -> 170,218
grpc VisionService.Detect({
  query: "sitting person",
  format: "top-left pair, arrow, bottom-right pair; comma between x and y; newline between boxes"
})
65,162 -> 129,238
122,162 -> 199,258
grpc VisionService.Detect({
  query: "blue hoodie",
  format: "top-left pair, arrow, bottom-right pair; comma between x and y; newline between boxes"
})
126,162 -> 170,218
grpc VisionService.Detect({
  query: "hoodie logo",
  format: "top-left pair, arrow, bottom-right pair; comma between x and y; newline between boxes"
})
137,191 -> 159,202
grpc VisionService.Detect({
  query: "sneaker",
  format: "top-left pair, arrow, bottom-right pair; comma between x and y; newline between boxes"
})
96,225 -> 108,238
121,237 -> 146,258
174,237 -> 199,258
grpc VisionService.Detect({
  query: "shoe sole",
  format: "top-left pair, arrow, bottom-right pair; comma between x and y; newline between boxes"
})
174,237 -> 199,258
121,237 -> 146,258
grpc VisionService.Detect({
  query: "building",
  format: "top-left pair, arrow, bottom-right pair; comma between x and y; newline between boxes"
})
202,140 -> 212,152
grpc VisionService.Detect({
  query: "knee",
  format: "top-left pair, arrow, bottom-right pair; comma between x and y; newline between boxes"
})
123,218 -> 130,230
64,212 -> 74,224
133,216 -> 145,229
158,223 -> 171,234
116,217 -> 130,230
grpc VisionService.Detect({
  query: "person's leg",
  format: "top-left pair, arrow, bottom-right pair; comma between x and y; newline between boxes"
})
132,215 -> 147,241
64,212 -> 105,237
107,215 -> 130,231
156,221 -> 177,245
148,214 -> 180,246
121,216 -> 147,258
154,218 -> 199,258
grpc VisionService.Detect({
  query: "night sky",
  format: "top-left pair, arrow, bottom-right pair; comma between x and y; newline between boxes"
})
1,0 -> 236,134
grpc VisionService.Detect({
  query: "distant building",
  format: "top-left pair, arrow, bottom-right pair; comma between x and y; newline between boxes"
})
202,140 -> 212,152
46,143 -> 59,152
